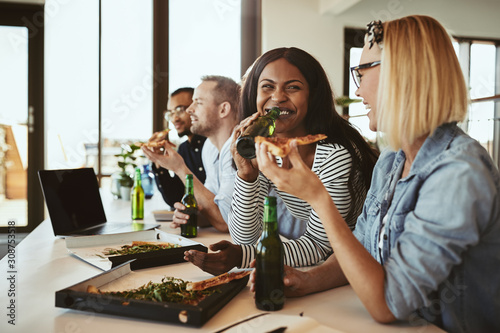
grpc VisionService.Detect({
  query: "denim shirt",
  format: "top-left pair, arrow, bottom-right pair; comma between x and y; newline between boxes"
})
353,123 -> 500,332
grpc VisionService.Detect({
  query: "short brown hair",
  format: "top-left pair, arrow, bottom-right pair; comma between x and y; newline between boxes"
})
201,75 -> 240,115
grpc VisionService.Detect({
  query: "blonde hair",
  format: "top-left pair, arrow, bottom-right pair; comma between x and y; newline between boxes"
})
377,15 -> 469,150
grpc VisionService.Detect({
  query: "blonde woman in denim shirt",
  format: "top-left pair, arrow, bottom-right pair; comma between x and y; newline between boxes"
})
254,15 -> 500,332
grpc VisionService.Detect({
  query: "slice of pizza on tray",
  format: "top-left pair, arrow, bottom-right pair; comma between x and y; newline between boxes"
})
255,134 -> 327,157
86,270 -> 252,301
186,270 -> 252,291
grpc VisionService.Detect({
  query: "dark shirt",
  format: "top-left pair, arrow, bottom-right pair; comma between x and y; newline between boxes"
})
152,134 -> 206,208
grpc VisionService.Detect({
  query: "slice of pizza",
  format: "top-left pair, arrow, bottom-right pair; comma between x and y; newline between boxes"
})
186,270 -> 251,291
86,276 -> 217,305
255,134 -> 327,157
134,140 -> 167,148
135,130 -> 176,148
151,129 -> 170,141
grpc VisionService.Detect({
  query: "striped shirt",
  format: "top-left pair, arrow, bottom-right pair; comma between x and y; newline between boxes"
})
228,142 -> 355,268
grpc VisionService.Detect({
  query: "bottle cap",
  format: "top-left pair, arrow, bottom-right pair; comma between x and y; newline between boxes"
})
269,107 -> 280,117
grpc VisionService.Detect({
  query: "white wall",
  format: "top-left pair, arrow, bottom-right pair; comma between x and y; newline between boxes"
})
262,0 -> 500,94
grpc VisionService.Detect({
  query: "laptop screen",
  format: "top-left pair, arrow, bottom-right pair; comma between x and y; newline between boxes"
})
38,168 -> 107,235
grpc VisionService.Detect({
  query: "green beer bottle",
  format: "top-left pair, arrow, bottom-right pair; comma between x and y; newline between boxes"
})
255,196 -> 285,311
236,107 -> 280,159
131,167 -> 144,220
181,174 -> 198,238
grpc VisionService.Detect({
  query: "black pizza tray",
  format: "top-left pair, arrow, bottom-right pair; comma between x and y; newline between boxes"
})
65,229 -> 208,271
55,262 -> 249,327
107,243 -> 207,270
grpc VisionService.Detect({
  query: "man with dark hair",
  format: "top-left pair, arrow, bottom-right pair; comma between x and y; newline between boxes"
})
143,76 -> 240,232
149,87 -> 207,208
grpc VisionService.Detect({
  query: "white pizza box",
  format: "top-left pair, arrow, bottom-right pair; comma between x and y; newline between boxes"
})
66,229 -> 207,271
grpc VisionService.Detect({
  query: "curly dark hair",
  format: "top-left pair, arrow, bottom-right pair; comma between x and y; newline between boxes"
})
240,47 -> 379,224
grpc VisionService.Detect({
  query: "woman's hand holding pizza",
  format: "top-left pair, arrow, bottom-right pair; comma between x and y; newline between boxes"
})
255,139 -> 324,204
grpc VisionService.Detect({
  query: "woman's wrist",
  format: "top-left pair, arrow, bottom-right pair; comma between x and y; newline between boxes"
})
234,245 -> 243,268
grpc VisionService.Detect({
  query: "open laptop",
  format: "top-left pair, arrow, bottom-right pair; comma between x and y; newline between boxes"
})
38,168 -> 159,236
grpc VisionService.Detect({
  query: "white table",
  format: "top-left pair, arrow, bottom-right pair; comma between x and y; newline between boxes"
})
0,192 -> 444,332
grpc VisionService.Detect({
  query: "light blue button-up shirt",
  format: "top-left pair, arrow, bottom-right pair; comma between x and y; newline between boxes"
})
202,137 -> 236,224
353,122 -> 500,332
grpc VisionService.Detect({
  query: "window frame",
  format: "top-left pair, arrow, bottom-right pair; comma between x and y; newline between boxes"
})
0,3 -> 45,233
93,0 -> 261,184
456,36 -> 500,167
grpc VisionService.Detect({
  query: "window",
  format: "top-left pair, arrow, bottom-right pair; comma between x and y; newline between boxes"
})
347,47 -> 376,143
0,3 -> 45,232
168,0 -> 241,88
100,0 -> 153,175
167,0 -> 241,143
343,28 -> 376,145
45,0 -> 99,172
0,26 -> 28,228
45,0 -> 254,192
45,0 -> 153,179
467,42 -> 497,158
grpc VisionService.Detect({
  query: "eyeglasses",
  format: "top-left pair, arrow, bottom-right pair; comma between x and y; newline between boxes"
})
350,61 -> 381,88
165,105 -> 188,121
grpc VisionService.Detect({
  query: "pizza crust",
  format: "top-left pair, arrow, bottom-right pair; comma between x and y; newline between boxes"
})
152,130 -> 169,141
135,139 -> 176,148
186,270 -> 251,291
135,130 -> 176,148
255,134 -> 327,157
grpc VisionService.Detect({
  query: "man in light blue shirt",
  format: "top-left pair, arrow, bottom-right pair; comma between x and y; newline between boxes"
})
143,75 -> 240,232
201,135 -> 235,230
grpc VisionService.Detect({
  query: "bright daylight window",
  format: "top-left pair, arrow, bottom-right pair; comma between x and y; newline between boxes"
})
45,0 -> 152,178
468,43 -> 496,155
167,0 -> 241,143
100,0 -> 153,175
45,0 -> 242,185
347,47 -> 376,143
0,26 -> 28,227
45,0 -> 99,172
